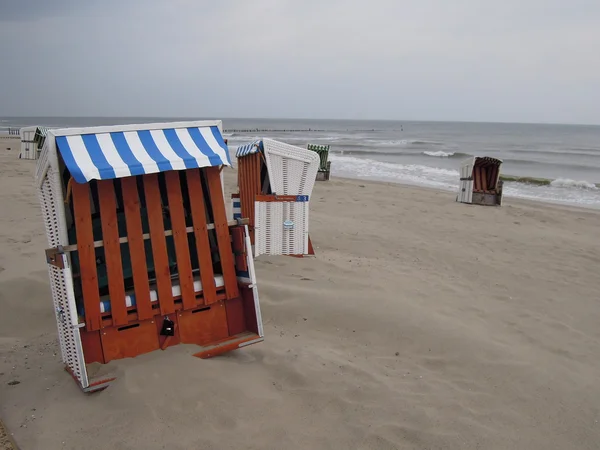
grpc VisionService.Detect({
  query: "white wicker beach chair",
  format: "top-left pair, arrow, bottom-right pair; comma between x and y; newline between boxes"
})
235,138 -> 319,257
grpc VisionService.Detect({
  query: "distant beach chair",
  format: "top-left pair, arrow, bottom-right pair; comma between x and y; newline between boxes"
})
307,144 -> 331,181
234,138 -> 319,257
35,120 -> 264,393
19,126 -> 38,159
457,156 -> 503,206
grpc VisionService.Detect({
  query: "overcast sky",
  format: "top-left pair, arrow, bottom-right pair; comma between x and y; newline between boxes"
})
1,0 -> 599,124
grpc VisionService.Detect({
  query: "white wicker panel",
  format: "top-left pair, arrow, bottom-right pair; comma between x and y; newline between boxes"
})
243,225 -> 264,337
48,264 -> 88,388
262,139 -> 319,196
35,141 -> 50,183
254,201 -> 309,257
39,174 -> 61,248
38,170 -> 88,388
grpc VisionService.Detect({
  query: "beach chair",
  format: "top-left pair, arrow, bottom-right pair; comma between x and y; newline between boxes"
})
233,138 -> 319,257
457,156 -> 503,206
35,120 -> 264,393
307,144 -> 331,181
19,126 -> 38,160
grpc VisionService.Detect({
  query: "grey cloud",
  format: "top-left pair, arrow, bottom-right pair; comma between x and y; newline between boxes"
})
0,0 -> 145,21
0,0 -> 91,21
0,0 -> 599,123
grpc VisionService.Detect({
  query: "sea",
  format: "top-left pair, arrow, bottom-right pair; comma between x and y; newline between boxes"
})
2,117 -> 600,209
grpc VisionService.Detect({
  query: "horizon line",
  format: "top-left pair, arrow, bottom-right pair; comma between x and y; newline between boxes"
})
1,115 -> 599,127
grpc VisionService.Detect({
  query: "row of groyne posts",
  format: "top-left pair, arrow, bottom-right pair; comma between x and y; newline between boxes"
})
223,128 -> 378,133
5,128 -> 20,136
224,128 -> 325,133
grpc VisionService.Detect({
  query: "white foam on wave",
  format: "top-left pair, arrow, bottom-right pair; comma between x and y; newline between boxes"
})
423,150 -> 455,157
363,138 -> 445,147
364,139 -> 410,147
503,182 -> 600,207
550,178 -> 598,190
329,154 -> 458,189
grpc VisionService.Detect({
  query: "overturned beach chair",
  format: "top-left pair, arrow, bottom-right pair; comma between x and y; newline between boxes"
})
36,120 -> 263,393
307,144 -> 331,181
233,138 -> 319,257
457,156 -> 503,206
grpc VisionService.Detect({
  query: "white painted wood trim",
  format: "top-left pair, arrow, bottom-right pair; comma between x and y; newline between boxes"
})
50,120 -> 224,137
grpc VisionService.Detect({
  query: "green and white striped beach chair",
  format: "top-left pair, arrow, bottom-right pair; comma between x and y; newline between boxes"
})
307,144 -> 331,181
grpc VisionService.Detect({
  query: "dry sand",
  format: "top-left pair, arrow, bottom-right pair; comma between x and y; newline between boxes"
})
0,136 -> 20,153
1,139 -> 600,450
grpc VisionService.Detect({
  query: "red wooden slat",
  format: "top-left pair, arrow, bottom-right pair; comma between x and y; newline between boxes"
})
164,171 -> 196,311
240,156 -> 252,241
121,177 -> 153,321
143,173 -> 174,315
79,329 -> 105,364
225,297 -> 246,336
489,165 -> 498,191
97,180 -> 128,327
205,167 -> 239,299
474,166 -> 482,192
240,158 -> 247,214
231,227 -> 248,273
71,182 -> 102,331
185,169 -> 217,304
480,167 -> 488,191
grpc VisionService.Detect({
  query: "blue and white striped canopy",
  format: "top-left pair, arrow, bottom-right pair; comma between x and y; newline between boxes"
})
235,140 -> 264,158
55,125 -> 231,183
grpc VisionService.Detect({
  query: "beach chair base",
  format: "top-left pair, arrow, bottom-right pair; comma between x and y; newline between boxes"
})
66,331 -> 263,394
65,366 -> 116,394
316,161 -> 331,181
316,170 -> 331,181
471,191 -> 502,206
288,235 -> 316,258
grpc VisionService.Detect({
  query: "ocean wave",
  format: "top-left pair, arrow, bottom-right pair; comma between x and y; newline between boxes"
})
423,150 -> 455,157
328,154 -> 459,189
359,139 -> 410,147
501,158 -> 600,172
503,148 -> 600,158
332,148 -> 470,159
549,178 -> 598,190
328,154 -> 600,208
409,140 -> 445,146
345,138 -> 448,148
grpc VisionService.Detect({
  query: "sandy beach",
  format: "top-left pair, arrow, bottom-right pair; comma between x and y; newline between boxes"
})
1,138 -> 600,450
0,136 -> 19,153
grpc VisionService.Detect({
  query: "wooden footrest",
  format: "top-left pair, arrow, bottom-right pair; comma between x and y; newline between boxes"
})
193,332 -> 263,359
